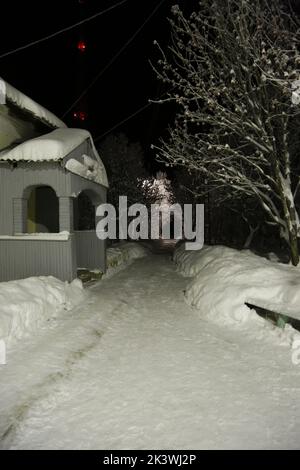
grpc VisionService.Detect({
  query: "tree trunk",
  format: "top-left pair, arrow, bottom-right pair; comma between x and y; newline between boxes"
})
277,171 -> 300,266
283,199 -> 299,266
288,230 -> 299,266
244,224 -> 259,249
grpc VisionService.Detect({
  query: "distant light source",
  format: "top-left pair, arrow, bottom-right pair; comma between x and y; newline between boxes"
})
77,40 -> 87,53
73,110 -> 88,121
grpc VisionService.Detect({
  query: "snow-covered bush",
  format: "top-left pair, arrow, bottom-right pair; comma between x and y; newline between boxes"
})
0,277 -> 86,346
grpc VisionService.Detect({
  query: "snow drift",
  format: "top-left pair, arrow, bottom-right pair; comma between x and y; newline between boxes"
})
174,244 -> 300,335
0,277 -> 86,346
0,244 -> 148,348
104,242 -> 149,278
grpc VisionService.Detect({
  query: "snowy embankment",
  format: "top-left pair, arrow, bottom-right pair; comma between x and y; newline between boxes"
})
104,242 -> 149,278
174,244 -> 300,345
0,243 -> 148,347
0,277 -> 85,347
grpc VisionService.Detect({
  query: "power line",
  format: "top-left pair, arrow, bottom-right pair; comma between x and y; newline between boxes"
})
94,101 -> 152,143
0,0 -> 129,60
94,85 -> 176,143
62,0 -> 166,118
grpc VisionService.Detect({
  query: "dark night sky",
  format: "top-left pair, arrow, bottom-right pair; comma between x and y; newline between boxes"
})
0,0 -> 184,171
1,0 -> 298,171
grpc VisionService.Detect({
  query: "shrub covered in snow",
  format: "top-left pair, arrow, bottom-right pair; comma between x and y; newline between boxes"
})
0,277 -> 86,346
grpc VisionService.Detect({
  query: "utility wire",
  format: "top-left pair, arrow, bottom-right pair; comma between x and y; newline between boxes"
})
62,0 -> 166,118
94,85 -> 176,144
94,101 -> 151,143
0,0 -> 129,60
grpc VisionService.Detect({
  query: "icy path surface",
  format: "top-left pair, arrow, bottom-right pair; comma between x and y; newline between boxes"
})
0,254 -> 300,449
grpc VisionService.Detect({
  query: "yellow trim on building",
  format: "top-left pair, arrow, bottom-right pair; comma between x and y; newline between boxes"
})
27,188 -> 36,233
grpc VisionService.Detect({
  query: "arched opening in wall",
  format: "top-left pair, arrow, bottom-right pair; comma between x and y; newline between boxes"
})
73,191 -> 96,231
27,186 -> 59,233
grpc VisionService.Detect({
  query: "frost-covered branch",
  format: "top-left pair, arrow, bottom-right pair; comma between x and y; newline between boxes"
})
154,0 -> 300,264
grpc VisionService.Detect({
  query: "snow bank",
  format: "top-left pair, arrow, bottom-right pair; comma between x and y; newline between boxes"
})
174,244 -> 300,344
0,277 -> 86,346
104,242 -> 149,278
173,243 -> 228,277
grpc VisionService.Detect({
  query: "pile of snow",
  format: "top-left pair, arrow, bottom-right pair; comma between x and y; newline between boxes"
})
173,242 -> 225,277
104,242 -> 149,278
0,277 -> 86,346
174,244 -> 300,341
66,154 -> 107,187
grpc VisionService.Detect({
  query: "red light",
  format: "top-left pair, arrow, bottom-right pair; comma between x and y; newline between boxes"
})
77,40 -> 87,53
73,110 -> 88,121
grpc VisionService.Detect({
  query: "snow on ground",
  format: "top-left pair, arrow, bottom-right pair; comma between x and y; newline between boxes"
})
0,277 -> 85,347
0,251 -> 300,449
0,243 -> 147,348
174,244 -> 300,335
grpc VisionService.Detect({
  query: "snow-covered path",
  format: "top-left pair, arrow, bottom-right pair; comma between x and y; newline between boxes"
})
0,254 -> 300,449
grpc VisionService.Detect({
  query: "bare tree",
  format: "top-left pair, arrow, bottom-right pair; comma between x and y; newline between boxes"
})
153,0 -> 300,264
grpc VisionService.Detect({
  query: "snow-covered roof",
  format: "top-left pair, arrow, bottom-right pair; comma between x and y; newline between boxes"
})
1,77 -> 66,129
0,128 -> 109,188
0,79 -> 108,187
0,128 -> 91,161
